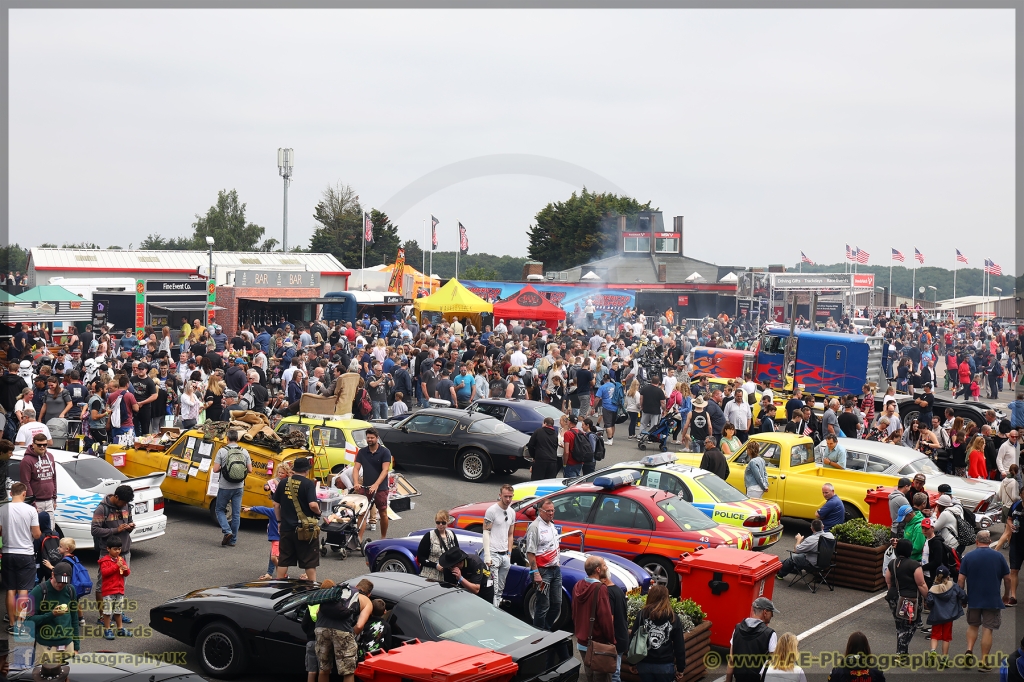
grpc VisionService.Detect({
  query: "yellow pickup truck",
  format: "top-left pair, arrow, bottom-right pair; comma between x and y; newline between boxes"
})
677,433 -> 891,522
105,429 -> 314,522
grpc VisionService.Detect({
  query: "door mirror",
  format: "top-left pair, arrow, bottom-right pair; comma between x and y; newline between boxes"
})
400,426 -> 408,433
523,506 -> 537,520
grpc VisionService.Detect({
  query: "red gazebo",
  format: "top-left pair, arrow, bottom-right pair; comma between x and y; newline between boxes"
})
492,285 -> 567,327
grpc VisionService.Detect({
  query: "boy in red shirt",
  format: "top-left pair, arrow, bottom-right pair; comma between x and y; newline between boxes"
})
98,536 -> 131,640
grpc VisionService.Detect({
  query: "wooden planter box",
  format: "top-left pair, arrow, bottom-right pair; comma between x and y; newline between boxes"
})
621,620 -> 712,682
831,542 -> 888,592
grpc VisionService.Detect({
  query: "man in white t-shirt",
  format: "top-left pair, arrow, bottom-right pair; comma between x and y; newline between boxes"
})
0,482 -> 41,636
14,408 -> 52,447
663,368 -> 678,396
525,499 -> 561,631
740,372 -> 757,396
483,484 -> 515,608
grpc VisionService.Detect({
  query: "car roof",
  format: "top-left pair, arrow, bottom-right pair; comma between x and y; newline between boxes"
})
279,415 -> 374,429
474,398 -> 547,408
406,408 -> 488,421
835,438 -> 931,463
748,432 -> 813,447
567,482 -> 675,503
356,572 -> 468,606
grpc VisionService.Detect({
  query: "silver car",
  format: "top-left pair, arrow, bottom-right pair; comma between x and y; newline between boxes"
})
819,438 -> 1001,528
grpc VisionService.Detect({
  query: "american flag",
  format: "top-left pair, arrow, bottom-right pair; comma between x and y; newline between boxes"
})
914,247 -> 924,264
801,251 -> 814,264
856,247 -> 870,264
891,248 -> 905,263
364,212 -> 374,244
431,215 -> 439,250
956,249 -> 968,264
985,259 -> 1003,276
845,244 -> 853,261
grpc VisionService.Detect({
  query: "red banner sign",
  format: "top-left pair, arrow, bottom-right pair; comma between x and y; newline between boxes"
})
853,274 -> 875,288
677,295 -> 689,306
622,232 -> 651,238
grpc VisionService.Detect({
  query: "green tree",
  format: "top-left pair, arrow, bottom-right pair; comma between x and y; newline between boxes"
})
527,188 -> 655,270
191,189 -> 266,251
61,242 -> 100,249
140,233 -> 195,250
462,264 -> 500,280
0,244 -> 29,274
402,240 -> 425,273
39,243 -> 58,248
309,182 -> 363,267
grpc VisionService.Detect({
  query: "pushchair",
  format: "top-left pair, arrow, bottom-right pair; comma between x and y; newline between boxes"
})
636,409 -> 678,452
320,493 -> 372,558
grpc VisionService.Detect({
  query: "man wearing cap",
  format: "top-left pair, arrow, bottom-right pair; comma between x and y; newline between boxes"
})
26,561 -> 80,666
725,598 -> 778,682
889,478 -> 913,536
776,519 -> 833,579
225,356 -> 248,393
439,547 -> 493,604
274,457 -> 322,582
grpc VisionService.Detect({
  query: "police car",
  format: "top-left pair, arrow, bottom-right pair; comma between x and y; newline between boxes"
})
511,453 -> 783,548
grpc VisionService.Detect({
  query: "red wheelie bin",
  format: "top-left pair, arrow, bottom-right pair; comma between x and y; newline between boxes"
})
356,640 -> 518,682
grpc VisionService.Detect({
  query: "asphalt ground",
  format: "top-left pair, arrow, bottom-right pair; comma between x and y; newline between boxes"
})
4,422 -> 1020,681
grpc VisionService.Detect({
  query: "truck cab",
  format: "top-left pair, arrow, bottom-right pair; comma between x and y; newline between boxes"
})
754,327 -> 888,397
691,347 -> 755,379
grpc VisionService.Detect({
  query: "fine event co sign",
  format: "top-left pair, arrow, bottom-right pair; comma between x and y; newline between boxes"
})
234,270 -> 321,289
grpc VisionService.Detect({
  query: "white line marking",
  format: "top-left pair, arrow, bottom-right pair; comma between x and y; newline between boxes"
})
796,591 -> 889,641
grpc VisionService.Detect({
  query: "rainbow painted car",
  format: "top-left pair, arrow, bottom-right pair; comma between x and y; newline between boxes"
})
511,454 -> 783,549
448,470 -> 753,593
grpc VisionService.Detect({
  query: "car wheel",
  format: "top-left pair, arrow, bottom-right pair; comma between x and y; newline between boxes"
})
843,502 -> 863,522
208,499 -> 234,527
376,553 -> 416,573
637,556 -> 678,594
457,449 -> 492,482
196,621 -> 247,679
465,524 -> 483,534
524,585 -> 570,629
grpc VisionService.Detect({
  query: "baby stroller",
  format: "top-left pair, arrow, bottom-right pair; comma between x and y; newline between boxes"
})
320,493 -> 372,558
636,408 -> 679,453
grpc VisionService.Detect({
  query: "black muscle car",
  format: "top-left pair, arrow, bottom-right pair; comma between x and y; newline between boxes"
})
375,408 -> 532,481
150,574 -> 580,681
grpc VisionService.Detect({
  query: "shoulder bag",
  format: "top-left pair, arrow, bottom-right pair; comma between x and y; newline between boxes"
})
889,559 -> 916,622
625,615 -> 650,665
583,584 -> 618,674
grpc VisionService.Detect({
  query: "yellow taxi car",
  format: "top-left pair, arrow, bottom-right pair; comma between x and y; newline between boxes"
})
512,453 -> 783,548
274,414 -> 374,479
104,429 -> 314,521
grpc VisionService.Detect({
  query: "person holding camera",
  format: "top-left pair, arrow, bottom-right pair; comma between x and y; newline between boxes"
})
367,363 -> 393,420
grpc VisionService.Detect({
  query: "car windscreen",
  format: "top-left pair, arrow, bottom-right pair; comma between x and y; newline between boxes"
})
693,473 -> 746,503
533,403 -> 566,422
420,591 -> 537,648
656,497 -> 717,532
350,429 -> 368,448
467,419 -> 517,435
898,457 -> 942,476
61,457 -> 129,488
274,588 -> 322,614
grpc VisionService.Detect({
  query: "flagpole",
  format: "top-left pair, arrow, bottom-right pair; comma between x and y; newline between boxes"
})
911,260 -> 915,307
455,221 -> 459,280
889,253 -> 892,303
953,252 -> 957,310
422,218 -> 426,282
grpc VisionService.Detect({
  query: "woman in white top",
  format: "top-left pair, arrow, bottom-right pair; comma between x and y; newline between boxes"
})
159,326 -> 172,354
761,632 -> 806,682
624,379 -> 641,440
179,380 -> 202,429
371,338 -> 388,364
14,388 -> 33,422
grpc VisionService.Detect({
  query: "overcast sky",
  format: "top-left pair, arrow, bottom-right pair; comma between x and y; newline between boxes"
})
9,9 -> 1015,273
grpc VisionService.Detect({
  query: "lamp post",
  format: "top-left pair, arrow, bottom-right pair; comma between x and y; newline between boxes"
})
993,286 -> 1002,317
927,285 -> 937,306
206,236 -> 214,324
277,148 -> 294,252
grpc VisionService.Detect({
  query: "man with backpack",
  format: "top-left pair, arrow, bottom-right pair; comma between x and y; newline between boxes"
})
561,416 -> 591,479
106,375 -> 137,447
212,430 -> 253,547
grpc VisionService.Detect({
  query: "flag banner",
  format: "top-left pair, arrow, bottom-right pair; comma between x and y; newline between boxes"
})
956,249 -> 968,264
856,248 -> 870,264
801,251 -> 814,264
364,212 -> 374,244
914,248 -> 924,264
431,215 -> 439,250
891,248 -> 904,262
459,223 -> 469,255
845,244 -> 853,261
388,248 -> 406,293
984,259 -> 1002,276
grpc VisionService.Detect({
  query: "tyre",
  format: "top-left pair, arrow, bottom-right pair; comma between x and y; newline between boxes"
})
523,584 -> 570,630
457,449 -> 492,482
638,443 -> 647,451
376,553 -> 415,573
843,502 -> 864,522
637,556 -> 678,594
196,621 -> 247,679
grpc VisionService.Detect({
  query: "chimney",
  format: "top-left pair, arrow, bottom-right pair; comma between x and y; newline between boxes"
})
522,261 -> 543,280
674,216 -> 684,255
658,263 -> 667,282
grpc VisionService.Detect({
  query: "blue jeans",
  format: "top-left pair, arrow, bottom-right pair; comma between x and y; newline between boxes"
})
563,465 -> 582,479
636,661 -> 676,682
611,654 -> 622,682
532,565 -> 562,631
372,401 -> 388,419
216,487 -> 242,543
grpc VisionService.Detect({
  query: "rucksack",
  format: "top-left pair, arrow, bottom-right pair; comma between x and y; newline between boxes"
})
942,544 -> 961,581
39,533 -> 61,570
221,445 -> 250,483
593,436 -> 606,461
63,555 -> 93,597
238,386 -> 255,412
109,391 -> 129,429
305,581 -> 362,617
572,430 -> 595,464
355,388 -> 372,419
956,511 -> 977,546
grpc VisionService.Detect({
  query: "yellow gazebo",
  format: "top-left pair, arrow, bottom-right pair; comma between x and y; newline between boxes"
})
370,263 -> 439,296
413,278 -> 493,327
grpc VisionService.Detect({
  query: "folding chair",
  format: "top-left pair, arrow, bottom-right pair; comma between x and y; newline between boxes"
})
788,535 -> 836,593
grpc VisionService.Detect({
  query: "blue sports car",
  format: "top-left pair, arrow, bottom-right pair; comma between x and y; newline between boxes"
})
364,528 -> 650,629
468,399 -> 566,435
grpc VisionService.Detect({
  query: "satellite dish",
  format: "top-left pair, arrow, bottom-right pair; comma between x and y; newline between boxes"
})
919,286 -> 926,294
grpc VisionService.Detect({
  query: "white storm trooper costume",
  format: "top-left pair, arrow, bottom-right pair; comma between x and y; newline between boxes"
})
17,360 -> 34,385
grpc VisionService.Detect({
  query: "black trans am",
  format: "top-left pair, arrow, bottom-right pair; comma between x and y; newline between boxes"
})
150,575 -> 580,681
375,408 -> 532,481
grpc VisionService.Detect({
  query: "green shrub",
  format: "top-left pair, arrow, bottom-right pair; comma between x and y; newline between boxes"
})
626,593 -> 705,632
831,518 -> 890,547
